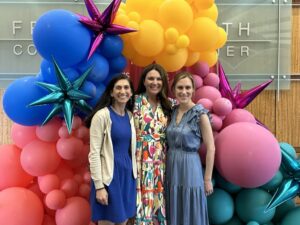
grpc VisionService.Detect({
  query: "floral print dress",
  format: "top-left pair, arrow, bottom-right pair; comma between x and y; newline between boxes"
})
134,93 -> 168,225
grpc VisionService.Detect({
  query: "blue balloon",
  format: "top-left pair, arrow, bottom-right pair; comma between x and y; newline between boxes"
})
98,34 -> 124,58
3,76 -> 53,125
33,9 -> 92,68
109,55 -> 127,73
87,84 -> 106,107
81,80 -> 97,98
77,53 -> 109,84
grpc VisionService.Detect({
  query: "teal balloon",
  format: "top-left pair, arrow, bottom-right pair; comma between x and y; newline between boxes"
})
279,142 -> 297,159
262,222 -> 274,225
207,188 -> 234,224
236,189 -> 275,224
246,221 -> 260,225
272,199 -> 296,222
216,173 -> 241,193
221,216 -> 243,225
261,171 -> 283,192
280,207 -> 300,225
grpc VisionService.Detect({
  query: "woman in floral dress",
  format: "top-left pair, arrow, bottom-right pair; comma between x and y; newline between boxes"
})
133,64 -> 172,225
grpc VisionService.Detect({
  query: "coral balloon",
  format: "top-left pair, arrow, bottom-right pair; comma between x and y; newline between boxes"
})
215,122 -> 281,188
0,187 -> 44,225
21,140 -> 61,176
11,123 -> 37,148
36,117 -> 62,142
0,145 -> 33,190
38,174 -> 60,194
158,0 -> 193,33
156,48 -> 188,72
42,215 -> 56,225
55,197 -> 91,225
131,20 -> 164,57
187,17 -> 219,52
56,137 -> 84,160
60,178 -> 79,197
45,189 -> 67,210
55,163 -> 74,180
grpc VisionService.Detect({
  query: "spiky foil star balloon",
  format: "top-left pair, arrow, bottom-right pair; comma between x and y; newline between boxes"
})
79,0 -> 136,59
29,58 -> 93,133
218,63 -> 273,109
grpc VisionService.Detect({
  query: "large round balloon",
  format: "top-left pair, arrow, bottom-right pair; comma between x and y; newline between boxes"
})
3,76 -> 53,126
11,123 -> 37,148
0,187 -> 44,225
215,122 -> 281,188
33,9 -> 92,68
0,145 -> 33,190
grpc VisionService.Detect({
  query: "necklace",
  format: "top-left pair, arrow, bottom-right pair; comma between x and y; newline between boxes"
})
110,105 -> 125,116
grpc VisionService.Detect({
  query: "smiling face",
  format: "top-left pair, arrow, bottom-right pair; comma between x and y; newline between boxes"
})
144,69 -> 163,97
173,77 -> 194,105
111,79 -> 133,105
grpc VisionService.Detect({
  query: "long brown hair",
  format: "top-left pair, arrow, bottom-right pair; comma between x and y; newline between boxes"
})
85,73 -> 135,128
136,63 -> 172,117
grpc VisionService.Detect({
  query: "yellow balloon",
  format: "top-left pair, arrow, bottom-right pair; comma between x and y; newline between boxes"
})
158,0 -> 194,33
114,14 -> 130,26
128,11 -> 141,23
199,51 -> 218,67
156,48 -> 188,72
216,27 -> 227,49
165,27 -> 179,44
195,4 -> 218,22
195,0 -> 214,10
122,36 -> 135,60
126,0 -> 163,20
165,44 -> 178,55
184,51 -> 200,67
127,21 -> 140,36
187,17 -> 219,52
176,35 -> 190,49
131,53 -> 154,67
131,20 -> 164,57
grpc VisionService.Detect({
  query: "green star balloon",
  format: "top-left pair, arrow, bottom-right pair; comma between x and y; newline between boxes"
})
29,58 -> 93,133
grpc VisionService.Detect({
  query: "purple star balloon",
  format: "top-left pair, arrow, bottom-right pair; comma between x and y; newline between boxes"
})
218,62 -> 273,109
79,0 -> 136,59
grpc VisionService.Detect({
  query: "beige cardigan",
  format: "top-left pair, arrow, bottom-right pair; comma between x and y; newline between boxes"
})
89,107 -> 137,190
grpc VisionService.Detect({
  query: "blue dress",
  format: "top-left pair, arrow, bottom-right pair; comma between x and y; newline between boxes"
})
90,107 -> 137,223
166,104 -> 210,225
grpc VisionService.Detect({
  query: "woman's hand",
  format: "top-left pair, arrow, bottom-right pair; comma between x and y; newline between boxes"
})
96,188 -> 108,205
204,180 -> 214,196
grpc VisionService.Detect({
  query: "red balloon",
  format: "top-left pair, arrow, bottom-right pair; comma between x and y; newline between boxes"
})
56,137 -> 84,160
0,187 -> 44,225
42,215 -> 56,225
21,140 -> 61,176
36,117 -> 62,142
38,174 -> 60,194
11,123 -> 37,148
54,163 -> 74,180
60,178 -> 79,197
45,189 -> 66,210
0,144 -> 33,190
55,197 -> 91,225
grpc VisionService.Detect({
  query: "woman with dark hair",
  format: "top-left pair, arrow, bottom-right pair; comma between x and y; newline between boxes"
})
133,64 -> 173,225
166,71 -> 215,225
86,74 -> 137,225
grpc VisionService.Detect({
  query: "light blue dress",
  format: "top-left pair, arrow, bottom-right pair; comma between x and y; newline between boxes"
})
166,104 -> 210,225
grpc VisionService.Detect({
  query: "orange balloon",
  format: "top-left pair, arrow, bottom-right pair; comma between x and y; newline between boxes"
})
199,51 -> 218,67
126,0 -> 163,20
216,27 -> 228,49
131,53 -> 154,67
184,51 -> 200,67
156,48 -> 188,72
195,0 -> 214,10
195,4 -> 218,22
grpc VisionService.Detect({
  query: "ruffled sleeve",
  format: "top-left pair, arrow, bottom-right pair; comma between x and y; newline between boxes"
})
187,104 -> 212,140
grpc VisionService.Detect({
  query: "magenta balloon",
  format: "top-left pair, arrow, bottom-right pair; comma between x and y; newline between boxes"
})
55,197 -> 91,225
0,145 -> 33,190
11,123 -> 37,148
213,97 -> 233,117
211,113 -> 223,131
223,109 -> 256,128
193,86 -> 221,103
21,140 -> 61,176
0,187 -> 44,225
204,72 -> 220,88
215,122 -> 281,188
197,98 -> 213,111
192,74 -> 203,89
187,61 -> 209,78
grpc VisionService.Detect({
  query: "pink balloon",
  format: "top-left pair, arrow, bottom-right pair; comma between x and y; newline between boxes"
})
192,75 -> 203,89
0,144 -> 33,190
187,61 -> 209,78
60,178 -> 79,197
45,189 -> 67,210
42,215 -> 56,225
73,174 -> 84,184
223,109 -> 256,128
36,117 -> 62,142
203,72 -> 220,88
83,171 -> 91,184
0,187 -> 44,225
215,122 -> 281,188
55,163 -> 74,181
55,197 -> 91,225
58,126 -> 71,138
213,97 -> 233,117
21,140 -> 61,176
197,98 -> 213,111
71,116 -> 82,130
193,86 -> 221,103
211,114 -> 223,131
56,137 -> 84,160
65,144 -> 89,169
74,126 -> 89,141
38,174 -> 60,194
11,123 -> 37,148
78,183 -> 91,199
28,182 -> 45,202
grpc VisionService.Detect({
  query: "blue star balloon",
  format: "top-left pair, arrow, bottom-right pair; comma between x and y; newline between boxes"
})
29,58 -> 93,133
265,147 -> 300,212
